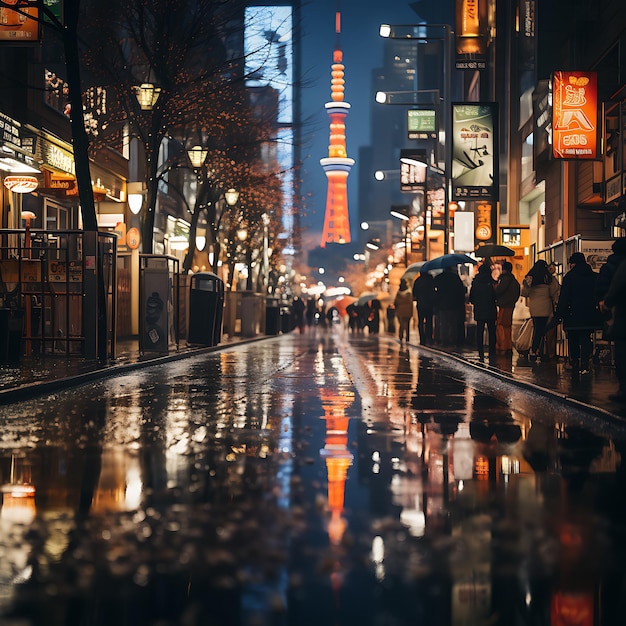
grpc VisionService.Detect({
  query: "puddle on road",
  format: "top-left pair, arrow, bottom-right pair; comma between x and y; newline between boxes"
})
0,333 -> 624,625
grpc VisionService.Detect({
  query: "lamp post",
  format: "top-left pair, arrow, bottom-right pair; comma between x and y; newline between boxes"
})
379,23 -> 453,254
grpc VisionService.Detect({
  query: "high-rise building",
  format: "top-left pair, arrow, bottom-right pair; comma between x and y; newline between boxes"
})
320,11 -> 354,247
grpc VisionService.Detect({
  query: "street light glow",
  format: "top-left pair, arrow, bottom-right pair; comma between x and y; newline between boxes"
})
390,210 -> 409,221
379,24 -> 391,38
375,91 -> 387,104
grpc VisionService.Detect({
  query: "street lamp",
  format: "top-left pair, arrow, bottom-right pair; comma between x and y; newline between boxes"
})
133,83 -> 161,111
127,181 -> 146,215
225,188 -> 239,206
187,145 -> 208,169
390,206 -> 410,266
374,169 -> 400,181
379,23 -> 453,253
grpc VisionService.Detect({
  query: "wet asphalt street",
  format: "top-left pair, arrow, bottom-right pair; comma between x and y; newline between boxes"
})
1,327 -> 626,625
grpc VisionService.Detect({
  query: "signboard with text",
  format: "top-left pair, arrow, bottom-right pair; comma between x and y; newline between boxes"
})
552,71 -> 598,160
0,0 -> 40,43
454,0 -> 487,70
451,103 -> 498,200
407,109 -> 437,140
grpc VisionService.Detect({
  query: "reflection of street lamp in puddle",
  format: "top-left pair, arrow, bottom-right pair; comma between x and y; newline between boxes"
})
1,455 -> 36,524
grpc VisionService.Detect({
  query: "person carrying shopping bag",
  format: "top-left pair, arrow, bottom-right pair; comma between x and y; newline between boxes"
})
520,260 -> 560,361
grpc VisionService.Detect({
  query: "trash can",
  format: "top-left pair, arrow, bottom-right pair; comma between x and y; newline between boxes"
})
281,306 -> 291,333
0,307 -> 24,362
265,298 -> 280,335
188,272 -> 224,346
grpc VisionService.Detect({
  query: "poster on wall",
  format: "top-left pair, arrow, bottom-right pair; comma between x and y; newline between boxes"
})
0,0 -> 40,43
451,103 -> 499,201
552,71 -> 598,160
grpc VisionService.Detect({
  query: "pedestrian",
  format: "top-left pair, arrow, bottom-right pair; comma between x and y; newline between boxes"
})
367,299 -> 381,334
494,260 -> 520,354
546,252 -> 600,374
394,279 -> 414,344
596,238 -> 626,303
412,271 -> 435,345
520,259 -> 560,360
292,296 -> 305,334
469,262 -> 498,360
346,302 -> 359,332
305,297 -> 316,328
601,241 -> 626,402
543,262 -> 561,359
433,266 -> 467,347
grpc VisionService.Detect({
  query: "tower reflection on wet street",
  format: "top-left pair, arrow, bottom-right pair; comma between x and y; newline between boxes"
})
0,329 -> 625,625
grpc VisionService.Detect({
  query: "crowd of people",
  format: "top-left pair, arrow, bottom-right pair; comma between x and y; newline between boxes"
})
289,237 -> 626,403
400,236 -> 625,402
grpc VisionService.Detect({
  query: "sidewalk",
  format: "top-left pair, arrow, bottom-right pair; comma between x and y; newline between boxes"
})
421,341 -> 625,421
0,332 -> 624,421
0,335 -> 259,404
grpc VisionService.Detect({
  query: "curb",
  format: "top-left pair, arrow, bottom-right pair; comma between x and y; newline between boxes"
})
0,335 -> 274,405
405,340 -> 624,423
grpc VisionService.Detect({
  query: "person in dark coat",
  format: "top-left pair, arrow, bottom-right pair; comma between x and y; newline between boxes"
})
412,271 -> 435,345
596,238 -> 626,303
494,260 -> 520,353
433,266 -> 466,346
547,252 -> 600,374
292,296 -> 305,333
602,242 -> 626,402
469,262 -> 498,360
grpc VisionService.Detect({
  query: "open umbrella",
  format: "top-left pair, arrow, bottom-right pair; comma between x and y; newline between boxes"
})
474,244 -> 516,258
328,295 -> 356,316
420,253 -> 477,272
356,292 -> 390,306
401,261 -> 427,283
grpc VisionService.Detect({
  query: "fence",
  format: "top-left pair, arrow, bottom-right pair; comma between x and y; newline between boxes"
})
0,229 -> 117,359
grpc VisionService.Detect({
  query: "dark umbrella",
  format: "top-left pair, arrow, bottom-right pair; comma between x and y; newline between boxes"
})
474,244 -> 516,258
401,261 -> 427,283
420,253 -> 477,272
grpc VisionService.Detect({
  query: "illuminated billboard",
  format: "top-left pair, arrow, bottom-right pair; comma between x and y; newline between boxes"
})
0,0 -> 40,43
454,0 -> 487,70
451,103 -> 498,201
552,71 -> 598,160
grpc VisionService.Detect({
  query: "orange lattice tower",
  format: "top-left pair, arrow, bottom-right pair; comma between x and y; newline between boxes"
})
320,10 -> 354,247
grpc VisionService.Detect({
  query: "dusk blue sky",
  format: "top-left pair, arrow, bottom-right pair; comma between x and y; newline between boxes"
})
299,0 -> 420,249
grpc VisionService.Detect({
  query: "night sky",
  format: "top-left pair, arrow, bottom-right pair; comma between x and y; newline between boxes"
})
299,0 -> 420,250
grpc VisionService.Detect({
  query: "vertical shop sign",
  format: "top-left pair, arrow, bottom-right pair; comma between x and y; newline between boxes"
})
552,71 -> 598,160
454,0 -> 486,69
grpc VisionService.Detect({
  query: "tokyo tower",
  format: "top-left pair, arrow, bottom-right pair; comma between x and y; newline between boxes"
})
320,10 -> 354,247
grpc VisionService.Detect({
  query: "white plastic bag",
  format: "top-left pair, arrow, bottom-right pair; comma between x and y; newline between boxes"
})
513,318 -> 533,353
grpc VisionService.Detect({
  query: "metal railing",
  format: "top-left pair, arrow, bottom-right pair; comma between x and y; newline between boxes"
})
0,229 -> 117,359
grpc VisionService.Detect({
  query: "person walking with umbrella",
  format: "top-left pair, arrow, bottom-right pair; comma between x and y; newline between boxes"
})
434,266 -> 467,347
546,252 -> 600,374
470,262 -> 498,360
412,271 -> 435,345
394,279 -> 414,344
